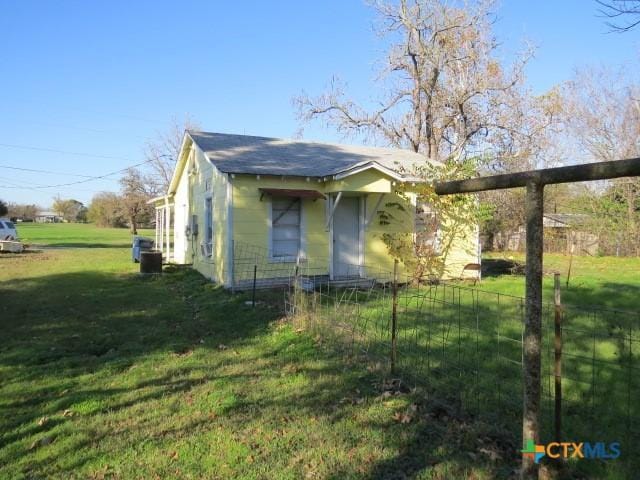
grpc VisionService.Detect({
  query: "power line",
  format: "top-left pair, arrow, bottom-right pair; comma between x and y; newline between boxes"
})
0,142 -> 135,162
0,164 -> 98,178
0,175 -> 113,194
0,176 -> 42,191
8,158 -> 154,189
0,147 -> 156,191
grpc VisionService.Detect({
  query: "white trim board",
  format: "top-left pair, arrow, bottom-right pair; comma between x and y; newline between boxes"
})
225,173 -> 234,288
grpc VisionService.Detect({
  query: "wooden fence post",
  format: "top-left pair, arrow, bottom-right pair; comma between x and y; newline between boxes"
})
522,181 -> 544,480
391,259 -> 398,375
432,156 -> 640,480
554,272 -> 563,443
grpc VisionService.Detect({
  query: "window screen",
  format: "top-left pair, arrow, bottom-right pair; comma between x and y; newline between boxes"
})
271,197 -> 301,259
204,197 -> 213,256
415,201 -> 440,255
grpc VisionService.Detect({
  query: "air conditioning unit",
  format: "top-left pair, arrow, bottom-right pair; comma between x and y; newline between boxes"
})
200,242 -> 212,257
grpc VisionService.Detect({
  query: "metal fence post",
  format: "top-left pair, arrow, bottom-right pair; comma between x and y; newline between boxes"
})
251,264 -> 257,307
293,265 -> 300,316
554,273 -> 563,443
391,259 -> 398,375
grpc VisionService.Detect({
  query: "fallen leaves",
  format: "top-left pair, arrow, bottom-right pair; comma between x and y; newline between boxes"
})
29,436 -> 54,450
478,446 -> 502,461
380,378 -> 411,395
392,403 -> 418,424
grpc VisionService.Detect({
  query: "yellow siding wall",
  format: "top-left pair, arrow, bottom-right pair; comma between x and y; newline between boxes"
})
185,145 -> 229,283
325,169 -> 393,193
364,191 -> 479,279
363,192 -> 412,276
173,162 -> 478,286
231,176 -> 329,283
438,216 -> 480,279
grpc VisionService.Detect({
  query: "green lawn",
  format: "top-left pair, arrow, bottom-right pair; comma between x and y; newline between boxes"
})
16,223 -> 154,248
1,224 -> 508,479
480,251 -> 640,312
292,252 -> 640,479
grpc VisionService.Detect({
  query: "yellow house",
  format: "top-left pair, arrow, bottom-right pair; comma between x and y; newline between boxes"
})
151,131 -> 480,288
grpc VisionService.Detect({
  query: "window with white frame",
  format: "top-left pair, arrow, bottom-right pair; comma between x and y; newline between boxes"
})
203,196 -> 213,257
271,197 -> 301,260
415,201 -> 440,255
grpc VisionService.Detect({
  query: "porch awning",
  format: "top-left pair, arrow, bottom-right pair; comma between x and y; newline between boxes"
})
259,188 -> 326,200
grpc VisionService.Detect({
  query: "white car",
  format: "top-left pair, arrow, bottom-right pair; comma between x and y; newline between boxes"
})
0,218 -> 18,240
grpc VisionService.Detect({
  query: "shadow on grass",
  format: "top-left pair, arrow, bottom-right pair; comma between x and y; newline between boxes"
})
29,242 -> 133,249
562,281 -> 640,312
0,267 -> 272,460
3,260 -> 635,478
0,263 -> 525,479
290,280 -> 640,479
481,258 -> 525,278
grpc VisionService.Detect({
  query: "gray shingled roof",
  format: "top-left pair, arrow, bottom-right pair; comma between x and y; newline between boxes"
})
188,131 -> 431,178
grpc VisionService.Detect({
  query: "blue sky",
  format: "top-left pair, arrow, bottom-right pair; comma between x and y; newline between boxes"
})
1,0 -> 638,206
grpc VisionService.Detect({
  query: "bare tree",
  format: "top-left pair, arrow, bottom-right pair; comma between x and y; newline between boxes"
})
119,168 -> 156,234
143,115 -> 200,194
565,67 -> 640,254
597,0 -> 640,31
295,0 -> 562,269
295,0 -> 558,167
7,203 -> 40,221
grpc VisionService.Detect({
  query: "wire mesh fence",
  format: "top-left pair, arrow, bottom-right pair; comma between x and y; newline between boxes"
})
289,277 -> 527,427
286,265 -> 640,472
229,240 -> 640,471
545,303 -> 640,451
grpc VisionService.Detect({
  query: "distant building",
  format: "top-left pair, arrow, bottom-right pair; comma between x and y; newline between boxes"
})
490,213 -> 599,255
35,211 -> 63,223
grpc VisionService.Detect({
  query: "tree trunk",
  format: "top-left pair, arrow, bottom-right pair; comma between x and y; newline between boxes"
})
130,217 -> 138,235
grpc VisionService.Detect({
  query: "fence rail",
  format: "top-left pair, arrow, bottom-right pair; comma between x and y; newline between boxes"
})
285,262 -> 640,473
230,240 -> 640,473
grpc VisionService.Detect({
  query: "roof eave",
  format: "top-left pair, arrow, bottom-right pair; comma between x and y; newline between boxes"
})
166,132 -> 194,195
332,161 -> 424,184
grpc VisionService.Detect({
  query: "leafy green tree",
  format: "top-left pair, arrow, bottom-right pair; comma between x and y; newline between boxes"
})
87,192 -> 125,228
52,197 -> 85,222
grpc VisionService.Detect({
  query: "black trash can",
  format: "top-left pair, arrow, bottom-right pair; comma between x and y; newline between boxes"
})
140,251 -> 163,274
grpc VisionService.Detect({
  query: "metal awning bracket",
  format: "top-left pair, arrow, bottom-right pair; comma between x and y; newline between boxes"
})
365,193 -> 385,230
325,192 -> 343,230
